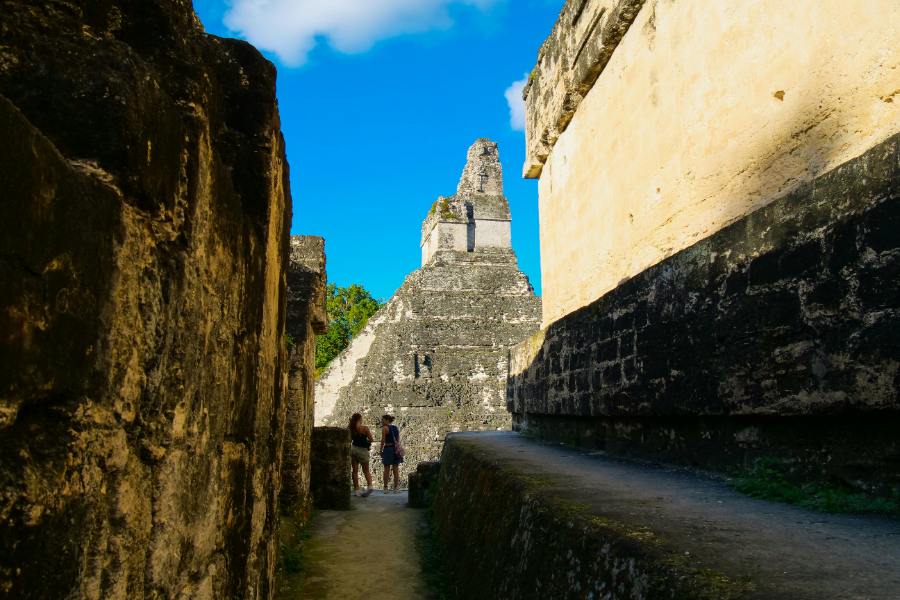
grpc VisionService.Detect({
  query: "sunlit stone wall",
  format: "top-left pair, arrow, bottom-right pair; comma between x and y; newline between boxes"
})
526,0 -> 900,326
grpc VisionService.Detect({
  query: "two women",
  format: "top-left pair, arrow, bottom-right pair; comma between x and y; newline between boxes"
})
347,413 -> 404,495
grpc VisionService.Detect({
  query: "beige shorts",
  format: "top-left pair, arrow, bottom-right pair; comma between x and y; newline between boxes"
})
351,446 -> 371,463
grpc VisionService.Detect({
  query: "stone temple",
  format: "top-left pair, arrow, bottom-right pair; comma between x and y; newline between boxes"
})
315,139 -> 541,482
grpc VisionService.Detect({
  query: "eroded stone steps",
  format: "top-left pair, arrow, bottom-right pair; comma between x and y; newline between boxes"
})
432,432 -> 900,599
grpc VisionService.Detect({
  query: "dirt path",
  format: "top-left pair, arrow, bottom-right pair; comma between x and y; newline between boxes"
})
284,492 -> 431,600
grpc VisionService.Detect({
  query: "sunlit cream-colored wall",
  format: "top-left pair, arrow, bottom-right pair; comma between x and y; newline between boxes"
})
533,0 -> 900,326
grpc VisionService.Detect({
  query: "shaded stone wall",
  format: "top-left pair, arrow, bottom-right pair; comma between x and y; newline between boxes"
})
310,427 -> 350,510
509,135 -> 900,494
0,2 -> 293,598
281,237 -> 327,521
408,461 -> 441,509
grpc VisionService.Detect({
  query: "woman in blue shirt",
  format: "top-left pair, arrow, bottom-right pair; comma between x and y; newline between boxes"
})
379,414 -> 404,493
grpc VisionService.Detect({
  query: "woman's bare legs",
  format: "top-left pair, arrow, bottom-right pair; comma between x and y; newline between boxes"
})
362,462 -> 373,489
391,465 -> 400,491
352,458 -> 360,492
382,465 -> 391,491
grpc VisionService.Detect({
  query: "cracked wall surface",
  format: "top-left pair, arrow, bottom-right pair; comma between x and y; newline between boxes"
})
0,2 -> 293,597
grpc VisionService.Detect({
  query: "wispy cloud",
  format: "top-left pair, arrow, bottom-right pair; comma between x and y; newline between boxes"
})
223,0 -> 496,67
504,74 -> 528,131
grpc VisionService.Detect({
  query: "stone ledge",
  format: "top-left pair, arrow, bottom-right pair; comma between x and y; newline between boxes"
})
431,432 -> 900,599
523,0 -> 646,177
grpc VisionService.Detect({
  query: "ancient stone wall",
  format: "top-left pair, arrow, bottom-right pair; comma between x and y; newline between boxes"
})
509,134 -> 900,494
309,427 -> 350,510
525,0 -> 900,325
513,0 -> 900,495
281,237 -> 327,521
0,2 -> 295,598
316,140 -> 541,485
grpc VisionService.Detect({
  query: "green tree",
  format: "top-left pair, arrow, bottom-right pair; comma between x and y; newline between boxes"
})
315,283 -> 381,373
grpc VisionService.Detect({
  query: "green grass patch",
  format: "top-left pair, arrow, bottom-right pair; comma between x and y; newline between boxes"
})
276,513 -> 314,580
732,459 -> 900,516
280,543 -> 304,574
438,197 -> 456,221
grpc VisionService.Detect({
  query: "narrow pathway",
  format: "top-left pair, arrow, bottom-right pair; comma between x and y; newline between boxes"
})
285,492 -> 431,600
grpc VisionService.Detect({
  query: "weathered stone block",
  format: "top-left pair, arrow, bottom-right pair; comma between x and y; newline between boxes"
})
310,427 -> 351,510
522,0 -> 645,178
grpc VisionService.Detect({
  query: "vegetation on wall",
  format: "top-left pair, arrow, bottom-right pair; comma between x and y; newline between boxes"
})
731,458 -> 900,515
315,283 -> 381,374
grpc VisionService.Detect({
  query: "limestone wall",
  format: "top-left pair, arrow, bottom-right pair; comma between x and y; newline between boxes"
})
0,2 -> 294,598
421,221 -> 468,266
474,219 -> 512,250
281,237 -> 327,521
526,0 -> 900,326
509,134 -> 900,494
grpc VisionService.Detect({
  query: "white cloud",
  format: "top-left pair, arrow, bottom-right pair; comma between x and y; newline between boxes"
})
504,74 -> 528,131
223,0 -> 496,67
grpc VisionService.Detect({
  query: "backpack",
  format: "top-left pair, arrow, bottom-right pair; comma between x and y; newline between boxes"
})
392,425 -> 406,458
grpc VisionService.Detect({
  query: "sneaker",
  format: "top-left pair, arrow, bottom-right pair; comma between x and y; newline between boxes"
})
361,488 -> 372,498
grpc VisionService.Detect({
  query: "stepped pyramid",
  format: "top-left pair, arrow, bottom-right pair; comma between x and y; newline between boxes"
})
315,139 -> 541,482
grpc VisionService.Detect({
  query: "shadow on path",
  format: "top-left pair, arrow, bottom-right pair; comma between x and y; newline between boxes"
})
282,492 -> 431,599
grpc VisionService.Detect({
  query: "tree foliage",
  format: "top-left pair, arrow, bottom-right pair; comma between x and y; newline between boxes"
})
315,283 -> 381,372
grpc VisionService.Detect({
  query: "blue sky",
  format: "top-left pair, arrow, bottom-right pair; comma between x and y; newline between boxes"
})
194,0 -> 563,300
